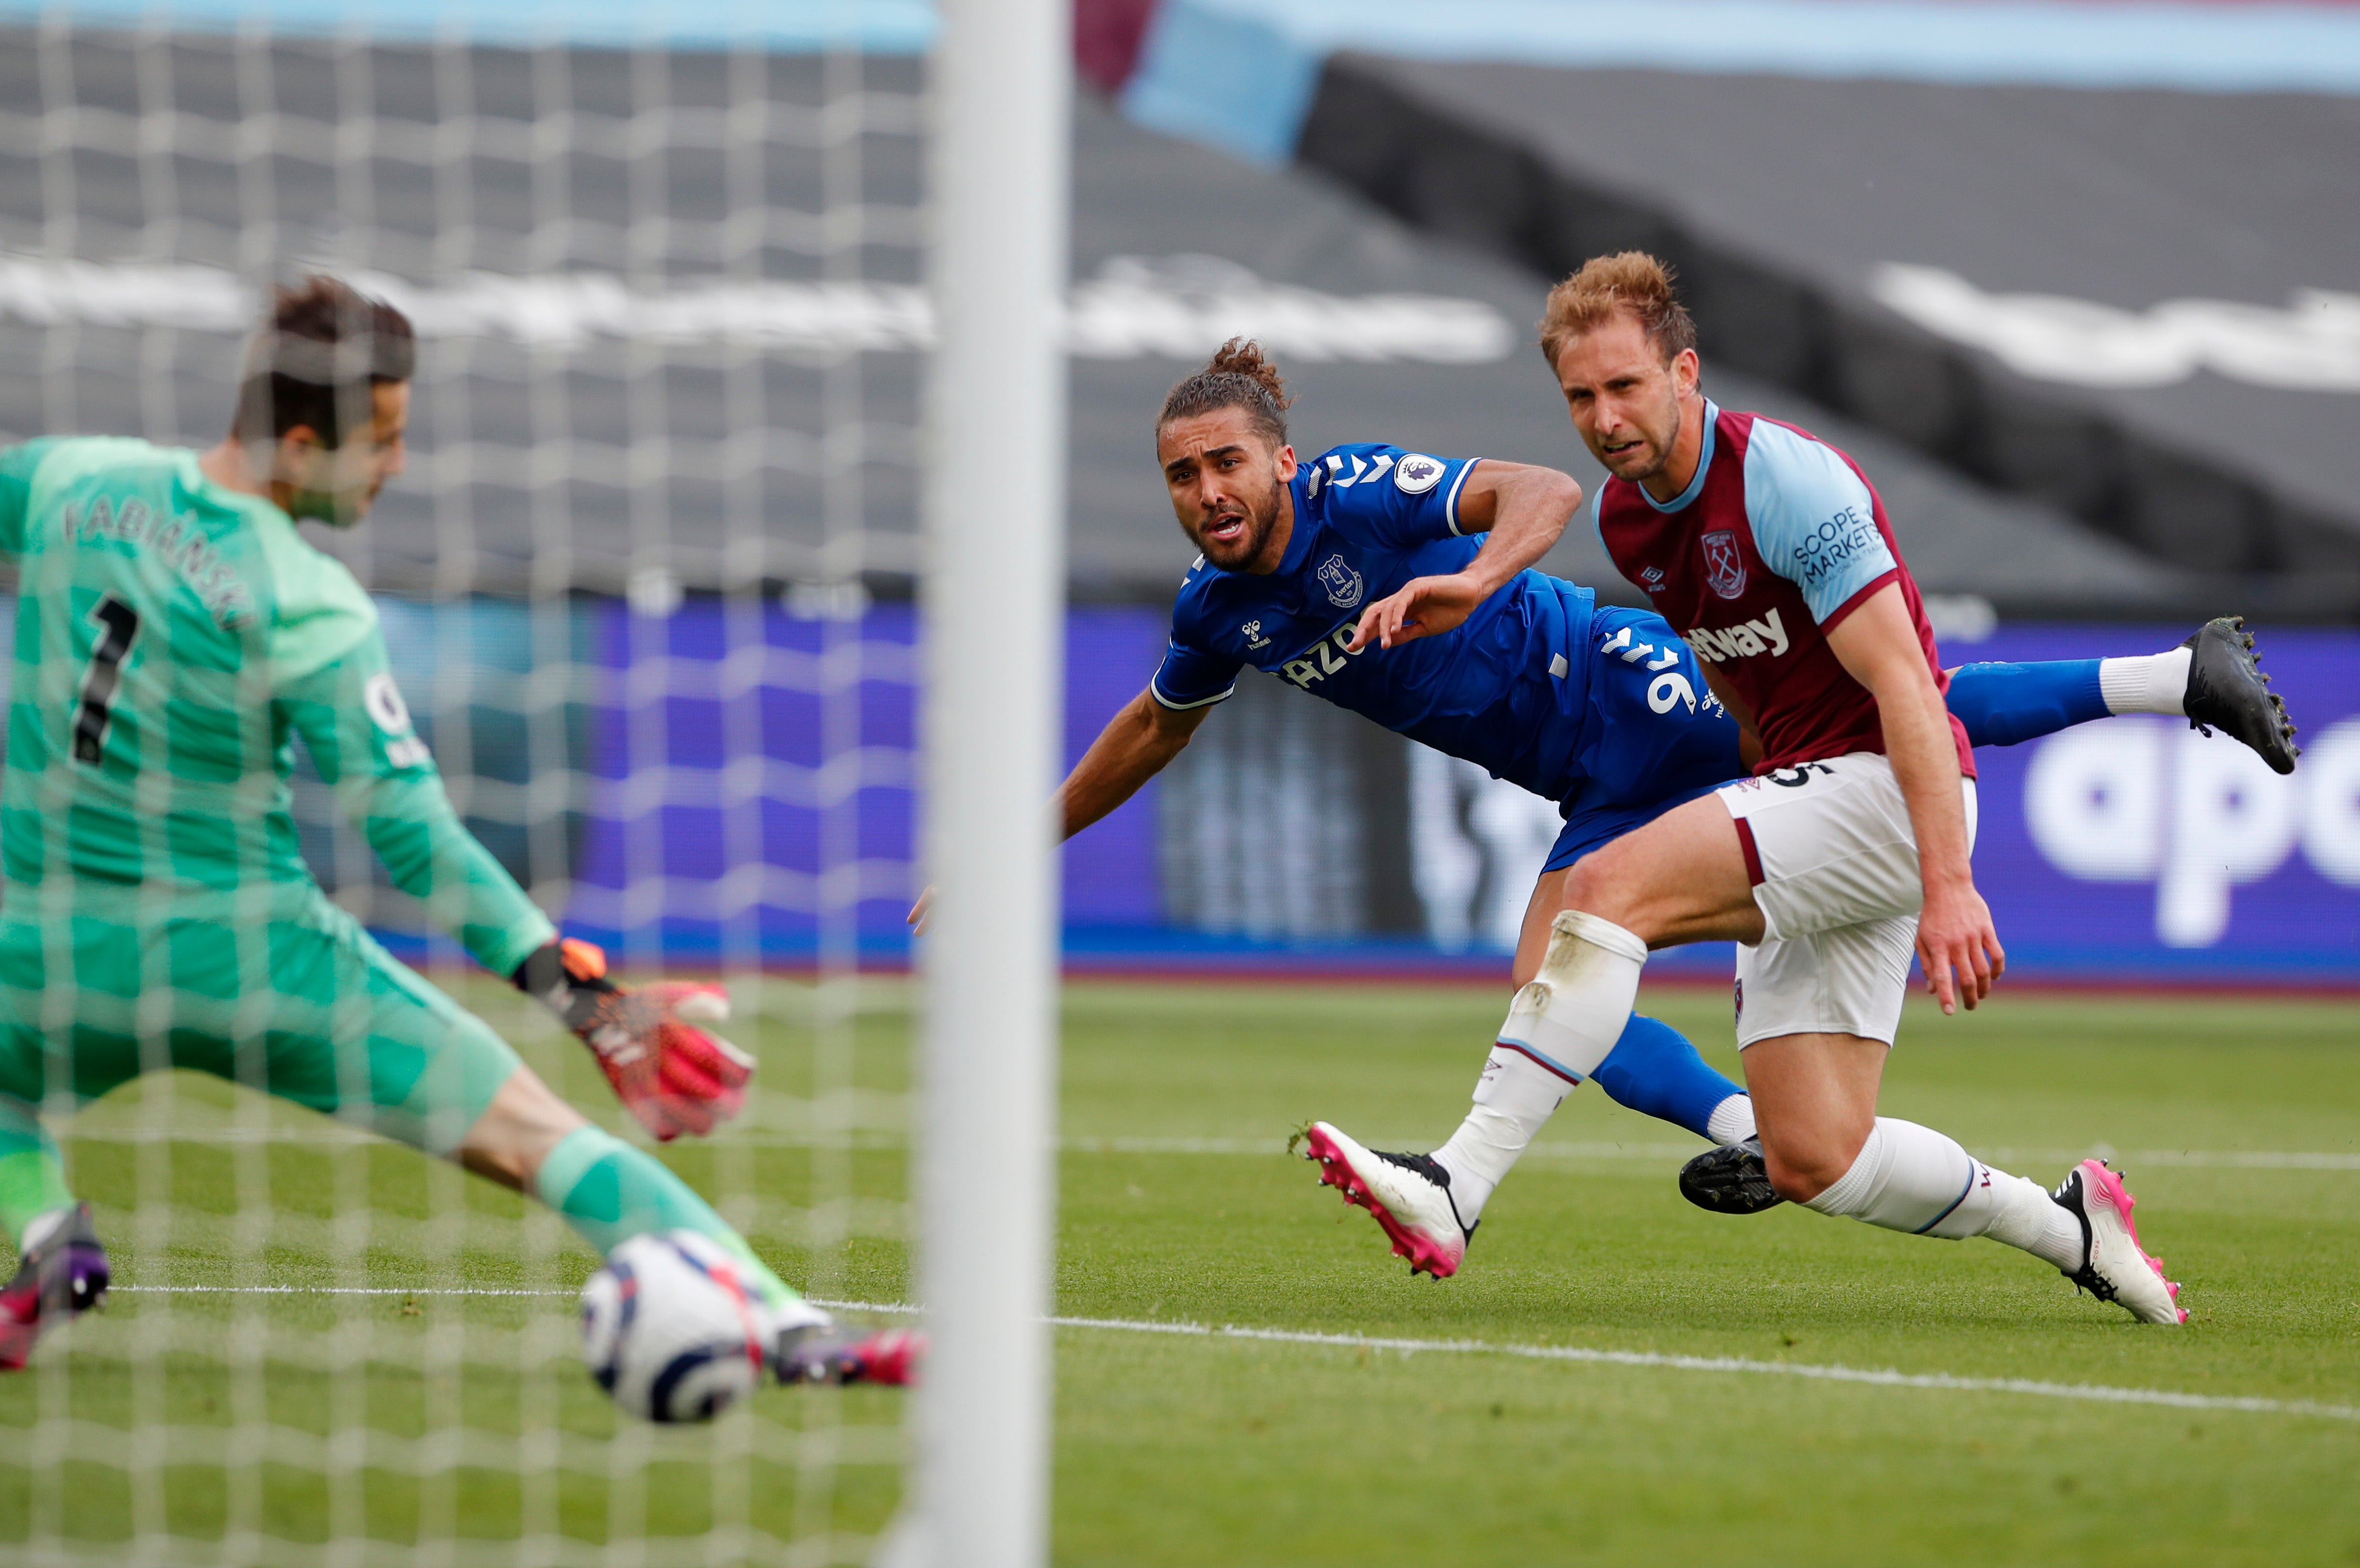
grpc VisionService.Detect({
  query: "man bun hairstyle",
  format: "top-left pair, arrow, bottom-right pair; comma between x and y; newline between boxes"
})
233,274 -> 416,449
1538,251 -> 1698,371
1156,337 -> 1293,447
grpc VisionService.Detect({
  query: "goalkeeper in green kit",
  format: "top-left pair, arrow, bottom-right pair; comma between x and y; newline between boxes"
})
0,276 -> 913,1391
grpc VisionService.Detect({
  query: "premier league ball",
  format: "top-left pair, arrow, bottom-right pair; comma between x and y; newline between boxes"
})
579,1231 -> 770,1423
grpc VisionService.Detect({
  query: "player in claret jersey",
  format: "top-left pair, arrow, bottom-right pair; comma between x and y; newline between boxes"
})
1317,254 -> 2259,1324
0,277 -> 911,1386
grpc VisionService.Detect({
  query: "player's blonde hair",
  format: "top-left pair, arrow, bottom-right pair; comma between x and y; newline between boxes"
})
1156,337 -> 1294,447
1537,252 -> 1698,371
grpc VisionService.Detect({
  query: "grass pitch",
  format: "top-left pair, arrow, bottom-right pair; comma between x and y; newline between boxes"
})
3,977 -> 2357,1564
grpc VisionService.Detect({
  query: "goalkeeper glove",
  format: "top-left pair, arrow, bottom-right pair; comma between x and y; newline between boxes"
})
513,938 -> 754,1142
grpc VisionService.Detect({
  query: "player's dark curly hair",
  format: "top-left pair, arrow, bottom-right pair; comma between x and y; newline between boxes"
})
232,274 -> 416,449
1156,337 -> 1293,447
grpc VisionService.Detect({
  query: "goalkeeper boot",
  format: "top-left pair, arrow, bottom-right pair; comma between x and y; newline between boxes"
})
2053,1159 -> 2186,1325
1301,1121 -> 1474,1280
1677,1136 -> 1786,1215
776,1324 -> 924,1387
2184,617 -> 2299,775
0,1203 -> 110,1369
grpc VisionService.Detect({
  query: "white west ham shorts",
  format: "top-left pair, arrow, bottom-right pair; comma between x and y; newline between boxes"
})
1716,752 -> 1978,1049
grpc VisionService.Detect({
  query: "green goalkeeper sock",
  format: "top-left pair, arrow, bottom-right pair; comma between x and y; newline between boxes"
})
0,1096 -> 75,1250
533,1125 -> 801,1314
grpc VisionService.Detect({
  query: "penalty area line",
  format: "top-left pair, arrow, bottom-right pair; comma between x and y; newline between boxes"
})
118,1286 -> 2360,1423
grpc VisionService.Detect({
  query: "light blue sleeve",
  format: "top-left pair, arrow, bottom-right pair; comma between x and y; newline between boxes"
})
1741,422 -> 1897,625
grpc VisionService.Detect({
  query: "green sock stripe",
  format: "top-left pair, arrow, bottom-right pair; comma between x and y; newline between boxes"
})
532,1125 -> 799,1312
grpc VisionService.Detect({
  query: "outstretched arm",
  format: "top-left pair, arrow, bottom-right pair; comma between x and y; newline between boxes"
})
907,687 -> 1209,935
278,631 -> 556,976
1347,460 -> 1584,652
1060,688 -> 1211,840
282,633 -> 751,1141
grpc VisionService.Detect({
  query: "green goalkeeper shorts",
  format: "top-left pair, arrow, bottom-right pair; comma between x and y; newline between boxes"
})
0,893 -> 522,1156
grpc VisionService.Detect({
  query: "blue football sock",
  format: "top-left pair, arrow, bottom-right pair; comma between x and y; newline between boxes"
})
1590,1015 -> 1745,1143
1944,659 -> 2107,748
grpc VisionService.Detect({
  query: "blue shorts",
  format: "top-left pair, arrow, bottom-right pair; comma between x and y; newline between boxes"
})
1541,606 -> 1746,874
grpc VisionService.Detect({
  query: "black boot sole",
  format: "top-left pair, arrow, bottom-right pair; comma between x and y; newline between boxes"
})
1678,1141 -> 1787,1215
2185,616 -> 2299,776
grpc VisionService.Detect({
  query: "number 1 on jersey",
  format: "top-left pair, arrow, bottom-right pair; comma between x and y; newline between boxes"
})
73,595 -> 140,766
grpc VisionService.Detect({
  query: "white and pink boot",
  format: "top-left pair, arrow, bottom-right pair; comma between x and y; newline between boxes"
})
1301,1121 -> 1476,1280
2054,1159 -> 2186,1325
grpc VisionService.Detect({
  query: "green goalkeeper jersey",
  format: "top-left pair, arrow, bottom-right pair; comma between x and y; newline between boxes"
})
0,436 -> 556,976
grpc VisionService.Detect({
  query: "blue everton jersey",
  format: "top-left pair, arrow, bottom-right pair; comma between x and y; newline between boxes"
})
1151,443 -> 1601,802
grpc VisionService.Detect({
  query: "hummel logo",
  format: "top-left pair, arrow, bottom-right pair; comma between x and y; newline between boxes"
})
1242,619 -> 1272,649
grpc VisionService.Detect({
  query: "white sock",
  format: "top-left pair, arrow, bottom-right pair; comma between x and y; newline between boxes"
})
1705,1094 -> 1757,1145
1431,1048 -> 1572,1223
1496,911 -> 1648,1080
1802,1119 -> 2079,1268
2098,648 -> 2191,716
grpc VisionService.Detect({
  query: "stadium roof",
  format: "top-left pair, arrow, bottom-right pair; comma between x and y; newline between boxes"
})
1290,55 -> 2360,618
0,25 -> 2226,616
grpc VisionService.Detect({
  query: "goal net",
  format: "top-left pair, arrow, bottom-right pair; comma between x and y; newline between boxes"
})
0,6 -> 1012,1562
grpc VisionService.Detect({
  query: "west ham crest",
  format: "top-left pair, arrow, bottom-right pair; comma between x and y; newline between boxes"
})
1701,530 -> 1747,600
1315,553 -> 1364,610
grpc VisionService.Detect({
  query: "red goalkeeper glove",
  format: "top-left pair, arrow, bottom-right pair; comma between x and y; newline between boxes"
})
514,938 -> 755,1141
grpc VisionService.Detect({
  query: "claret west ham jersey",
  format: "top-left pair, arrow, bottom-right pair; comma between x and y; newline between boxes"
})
1150,443 -> 1602,802
1593,401 -> 1973,778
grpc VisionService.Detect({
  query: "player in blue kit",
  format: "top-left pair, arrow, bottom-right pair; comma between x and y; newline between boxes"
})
1039,340 -> 2291,1272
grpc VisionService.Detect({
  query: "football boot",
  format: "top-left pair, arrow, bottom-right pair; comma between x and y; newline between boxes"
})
1677,1136 -> 1786,1215
2053,1159 -> 2185,1325
1301,1121 -> 1475,1279
0,1202 -> 110,1370
776,1325 -> 924,1387
2184,616 -> 2298,775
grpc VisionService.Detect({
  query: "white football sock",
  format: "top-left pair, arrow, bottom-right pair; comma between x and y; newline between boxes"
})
1431,1048 -> 1572,1223
1496,911 -> 1649,1080
2098,648 -> 2191,716
1427,912 -> 1645,1225
2000,1188 -> 2089,1272
1802,1119 -> 2077,1267
1705,1094 -> 1757,1146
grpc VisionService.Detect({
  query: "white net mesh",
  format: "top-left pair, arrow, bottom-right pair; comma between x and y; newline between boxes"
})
0,13 -> 923,1563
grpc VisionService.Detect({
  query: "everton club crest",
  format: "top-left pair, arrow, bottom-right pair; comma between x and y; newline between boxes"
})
1316,553 -> 1365,610
1701,530 -> 1747,600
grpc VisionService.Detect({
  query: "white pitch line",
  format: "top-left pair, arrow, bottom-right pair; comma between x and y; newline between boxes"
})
66,1126 -> 2360,1169
109,1284 -> 2359,1424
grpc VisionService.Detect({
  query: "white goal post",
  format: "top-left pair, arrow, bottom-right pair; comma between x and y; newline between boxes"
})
914,0 -> 1069,1562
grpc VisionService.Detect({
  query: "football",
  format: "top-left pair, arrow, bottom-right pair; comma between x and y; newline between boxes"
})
579,1231 -> 770,1424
